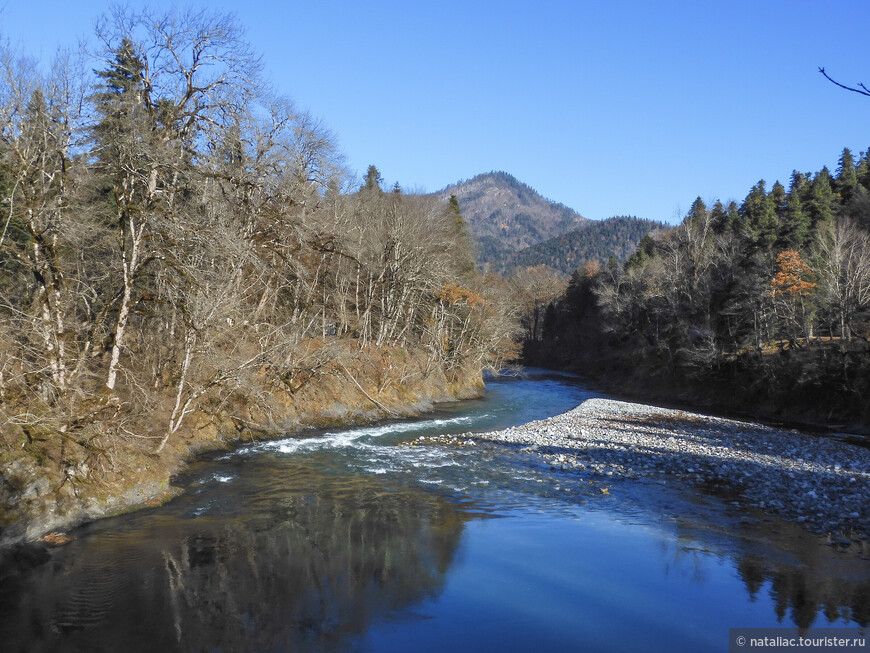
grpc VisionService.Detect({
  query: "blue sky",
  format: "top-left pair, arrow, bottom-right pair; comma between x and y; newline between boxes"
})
2,0 -> 868,223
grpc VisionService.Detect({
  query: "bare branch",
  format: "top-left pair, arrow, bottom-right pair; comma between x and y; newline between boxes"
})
819,67 -> 870,97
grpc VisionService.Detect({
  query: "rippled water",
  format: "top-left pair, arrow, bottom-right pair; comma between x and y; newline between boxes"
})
1,370 -> 867,652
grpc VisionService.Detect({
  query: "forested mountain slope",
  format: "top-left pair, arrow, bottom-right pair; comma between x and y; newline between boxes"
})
433,172 -> 586,266
504,216 -> 668,275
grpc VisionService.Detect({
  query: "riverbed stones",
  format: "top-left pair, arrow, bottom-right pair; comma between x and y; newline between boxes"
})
410,397 -> 870,538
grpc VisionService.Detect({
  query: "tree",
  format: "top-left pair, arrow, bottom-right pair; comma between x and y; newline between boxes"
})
447,194 -> 475,276
0,47 -> 88,403
363,164 -> 382,192
770,249 -> 816,343
806,167 -> 836,233
835,147 -> 859,206
709,200 -> 729,234
89,37 -> 148,172
770,180 -> 787,223
778,171 -> 810,249
739,180 -> 777,248
91,7 -> 262,392
511,265 -> 565,342
811,218 -> 870,341
89,36 -> 156,392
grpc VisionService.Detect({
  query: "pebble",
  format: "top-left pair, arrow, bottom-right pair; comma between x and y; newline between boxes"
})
410,397 -> 870,538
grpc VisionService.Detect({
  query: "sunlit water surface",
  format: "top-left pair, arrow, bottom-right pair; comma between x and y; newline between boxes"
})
1,370 -> 867,652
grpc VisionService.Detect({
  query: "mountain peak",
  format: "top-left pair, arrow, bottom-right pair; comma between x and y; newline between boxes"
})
434,172 -> 586,266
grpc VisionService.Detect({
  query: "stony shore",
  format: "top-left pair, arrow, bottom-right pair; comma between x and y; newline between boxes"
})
411,396 -> 870,540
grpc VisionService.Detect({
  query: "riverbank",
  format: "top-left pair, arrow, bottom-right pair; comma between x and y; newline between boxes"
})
0,346 -> 484,545
523,337 -> 870,436
410,395 -> 870,541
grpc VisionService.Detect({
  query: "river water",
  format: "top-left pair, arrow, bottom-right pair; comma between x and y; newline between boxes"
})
1,370 -> 868,652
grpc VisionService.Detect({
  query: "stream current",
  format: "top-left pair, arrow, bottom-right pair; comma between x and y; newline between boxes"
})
1,369 -> 867,652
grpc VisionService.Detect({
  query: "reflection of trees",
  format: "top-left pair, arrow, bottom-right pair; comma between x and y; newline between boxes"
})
736,555 -> 870,629
0,468 -> 469,652
663,514 -> 870,631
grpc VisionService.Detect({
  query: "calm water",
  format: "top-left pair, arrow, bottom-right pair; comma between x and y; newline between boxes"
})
1,370 -> 868,652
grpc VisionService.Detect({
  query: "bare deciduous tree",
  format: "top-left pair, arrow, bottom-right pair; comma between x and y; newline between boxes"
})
811,217 -> 870,341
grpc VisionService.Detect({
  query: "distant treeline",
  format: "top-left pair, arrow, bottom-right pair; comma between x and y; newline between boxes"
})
503,216 -> 668,275
527,148 -> 870,425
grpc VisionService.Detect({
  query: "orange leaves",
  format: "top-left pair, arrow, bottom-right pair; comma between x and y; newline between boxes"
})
771,249 -> 816,297
435,283 -> 485,307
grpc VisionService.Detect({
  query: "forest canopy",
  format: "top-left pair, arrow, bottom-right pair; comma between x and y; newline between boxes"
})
528,147 -> 870,424
0,7 -> 517,514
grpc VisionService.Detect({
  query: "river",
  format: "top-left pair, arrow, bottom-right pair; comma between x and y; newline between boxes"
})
1,369 -> 867,652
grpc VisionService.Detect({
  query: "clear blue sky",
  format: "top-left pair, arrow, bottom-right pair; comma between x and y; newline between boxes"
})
2,0 -> 868,223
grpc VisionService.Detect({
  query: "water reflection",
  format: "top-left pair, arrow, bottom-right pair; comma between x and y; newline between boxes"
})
737,554 -> 870,628
1,370 -> 869,651
0,464 -> 471,652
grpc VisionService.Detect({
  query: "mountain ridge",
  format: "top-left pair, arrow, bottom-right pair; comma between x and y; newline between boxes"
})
505,216 -> 669,276
432,171 -> 663,274
432,172 -> 587,266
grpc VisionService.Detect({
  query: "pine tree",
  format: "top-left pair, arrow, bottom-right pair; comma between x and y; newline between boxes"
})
739,180 -> 777,248
447,194 -> 475,276
857,149 -> 870,191
710,200 -> 729,234
89,37 -> 152,173
777,171 -> 810,249
806,167 -> 836,232
685,197 -> 707,227
726,200 -> 741,235
770,180 -> 787,222
363,164 -> 383,192
835,147 -> 858,206
847,149 -> 870,230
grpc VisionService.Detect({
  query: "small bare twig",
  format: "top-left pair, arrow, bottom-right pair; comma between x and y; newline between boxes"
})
819,67 -> 870,97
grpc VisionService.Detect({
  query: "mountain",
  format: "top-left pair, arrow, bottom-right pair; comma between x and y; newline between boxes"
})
505,216 -> 669,276
433,172 -> 586,266
433,172 -> 664,275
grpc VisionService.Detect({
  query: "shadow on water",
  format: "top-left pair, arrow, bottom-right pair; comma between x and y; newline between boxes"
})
0,369 -> 868,652
0,461 -> 475,652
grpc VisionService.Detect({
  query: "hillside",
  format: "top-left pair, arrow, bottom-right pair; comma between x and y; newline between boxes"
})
433,172 -> 586,266
505,216 -> 668,275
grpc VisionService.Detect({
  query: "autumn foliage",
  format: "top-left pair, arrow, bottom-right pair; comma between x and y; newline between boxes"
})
771,250 -> 816,297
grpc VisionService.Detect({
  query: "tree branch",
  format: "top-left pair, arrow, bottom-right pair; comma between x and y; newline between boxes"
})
819,67 -> 870,97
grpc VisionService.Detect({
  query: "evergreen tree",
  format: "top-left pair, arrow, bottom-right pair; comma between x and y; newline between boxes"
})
685,196 -> 707,227
218,121 -> 245,175
835,147 -> 858,206
847,149 -> 870,230
626,232 -> 657,269
726,200 -> 741,235
89,37 -> 152,173
447,194 -> 475,276
363,164 -> 383,192
770,180 -> 787,222
857,149 -> 870,191
710,200 -> 729,234
778,171 -> 811,248
806,167 -> 836,232
739,180 -> 777,248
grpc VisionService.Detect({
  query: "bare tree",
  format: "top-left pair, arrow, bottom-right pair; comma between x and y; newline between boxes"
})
91,6 -> 262,392
511,265 -> 566,342
811,217 -> 870,341
0,45 -> 91,404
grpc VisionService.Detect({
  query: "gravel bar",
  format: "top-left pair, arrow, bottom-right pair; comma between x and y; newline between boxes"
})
411,397 -> 870,540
